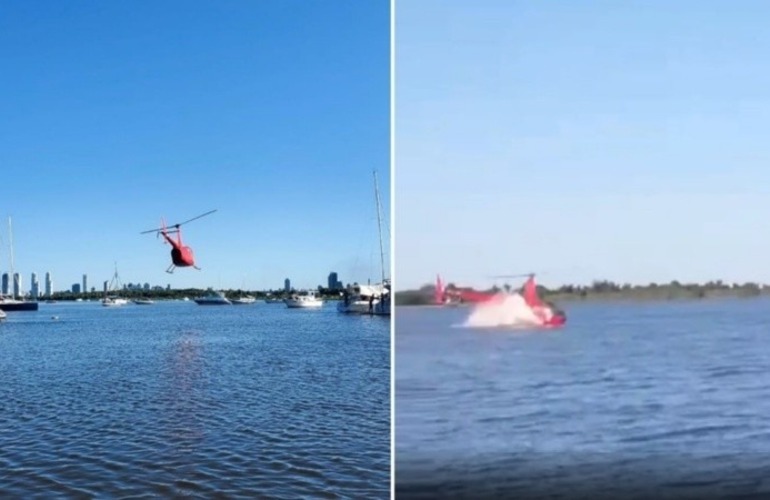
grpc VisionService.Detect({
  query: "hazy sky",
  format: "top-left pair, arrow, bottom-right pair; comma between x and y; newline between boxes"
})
1,0 -> 390,292
396,0 -> 770,290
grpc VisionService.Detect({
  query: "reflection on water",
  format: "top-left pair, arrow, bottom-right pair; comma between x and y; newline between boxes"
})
0,301 -> 389,498
162,329 -> 205,477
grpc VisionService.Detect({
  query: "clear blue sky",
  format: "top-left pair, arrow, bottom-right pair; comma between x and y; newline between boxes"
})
1,0 -> 390,293
396,0 -> 770,290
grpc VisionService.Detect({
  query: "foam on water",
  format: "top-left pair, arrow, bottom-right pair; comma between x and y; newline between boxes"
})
462,292 -> 543,328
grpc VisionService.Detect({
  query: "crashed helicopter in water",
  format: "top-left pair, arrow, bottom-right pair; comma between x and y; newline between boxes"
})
434,272 -> 567,328
140,210 -> 217,274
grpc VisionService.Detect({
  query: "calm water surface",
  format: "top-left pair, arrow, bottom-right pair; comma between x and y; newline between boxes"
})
0,300 -> 389,498
396,299 -> 770,499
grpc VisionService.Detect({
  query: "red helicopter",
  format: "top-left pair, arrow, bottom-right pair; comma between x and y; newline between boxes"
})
141,210 -> 217,273
435,272 -> 567,327
435,273 -> 536,304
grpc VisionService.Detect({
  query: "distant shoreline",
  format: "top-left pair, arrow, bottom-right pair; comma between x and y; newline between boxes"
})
26,288 -> 345,302
395,281 -> 768,306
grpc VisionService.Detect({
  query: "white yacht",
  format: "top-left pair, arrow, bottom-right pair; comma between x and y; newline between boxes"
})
231,295 -> 256,305
374,279 -> 391,316
285,290 -> 324,308
102,263 -> 128,307
194,289 -> 232,305
132,298 -> 154,305
338,171 -> 391,317
337,282 -> 389,315
0,309 -> 6,321
102,297 -> 129,307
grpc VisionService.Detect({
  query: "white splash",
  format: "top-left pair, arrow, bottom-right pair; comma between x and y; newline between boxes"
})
462,292 -> 545,328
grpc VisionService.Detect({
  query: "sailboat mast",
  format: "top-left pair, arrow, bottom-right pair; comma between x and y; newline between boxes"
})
373,170 -> 386,285
8,216 -> 15,299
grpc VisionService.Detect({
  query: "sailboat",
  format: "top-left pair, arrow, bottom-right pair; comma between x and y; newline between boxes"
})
102,263 -> 129,307
0,216 -> 39,312
337,170 -> 391,316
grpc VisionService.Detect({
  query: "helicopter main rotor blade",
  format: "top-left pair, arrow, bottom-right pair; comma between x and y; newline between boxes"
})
488,273 -> 536,279
139,210 -> 217,234
176,209 -> 217,227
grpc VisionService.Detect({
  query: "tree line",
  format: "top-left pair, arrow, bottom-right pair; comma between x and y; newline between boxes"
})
395,279 -> 767,306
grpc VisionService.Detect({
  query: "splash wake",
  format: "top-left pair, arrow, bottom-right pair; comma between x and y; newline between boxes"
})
461,292 -> 546,328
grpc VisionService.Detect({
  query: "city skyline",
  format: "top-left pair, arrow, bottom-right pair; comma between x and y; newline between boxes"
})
0,268 -> 355,297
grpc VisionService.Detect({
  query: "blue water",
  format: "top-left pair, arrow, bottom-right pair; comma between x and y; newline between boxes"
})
0,300 -> 390,498
396,299 -> 770,499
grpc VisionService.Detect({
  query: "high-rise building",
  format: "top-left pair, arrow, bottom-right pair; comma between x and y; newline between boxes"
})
13,273 -> 21,298
30,272 -> 39,299
45,272 -> 52,297
328,272 -> 341,290
103,281 -> 109,294
82,274 -> 88,295
284,278 -> 291,292
1,273 -> 8,295
72,283 -> 81,294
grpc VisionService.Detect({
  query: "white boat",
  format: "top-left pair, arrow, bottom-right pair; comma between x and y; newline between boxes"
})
102,297 -> 129,307
102,262 -> 128,307
0,309 -> 6,321
338,171 -> 391,316
337,282 -> 389,314
264,297 -> 283,303
231,295 -> 256,305
375,279 -> 391,316
285,290 -> 324,308
1,218 -> 39,312
132,298 -> 154,305
194,289 -> 231,305
0,295 -> 39,312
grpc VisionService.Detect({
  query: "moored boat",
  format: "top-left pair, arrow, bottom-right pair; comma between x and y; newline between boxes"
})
194,289 -> 231,305
285,290 -> 324,308
102,297 -> 128,307
231,295 -> 256,305
0,296 -> 39,312
337,170 -> 390,317
337,282 -> 388,315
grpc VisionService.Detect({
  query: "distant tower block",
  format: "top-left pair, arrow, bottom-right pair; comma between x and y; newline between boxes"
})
1,273 -> 8,295
13,272 -> 21,298
284,278 -> 291,292
30,272 -> 39,299
45,272 -> 53,297
83,274 -> 88,295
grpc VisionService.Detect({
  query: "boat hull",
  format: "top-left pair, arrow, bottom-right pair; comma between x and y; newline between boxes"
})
337,300 -> 382,315
337,297 -> 390,316
0,301 -> 39,312
194,300 -> 231,305
285,300 -> 324,308
102,299 -> 128,307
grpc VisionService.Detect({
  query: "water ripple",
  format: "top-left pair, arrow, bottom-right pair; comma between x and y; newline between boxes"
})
0,301 -> 389,498
397,299 -> 770,498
